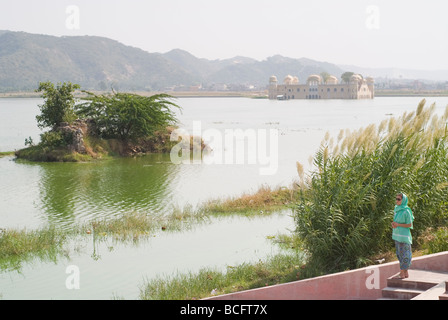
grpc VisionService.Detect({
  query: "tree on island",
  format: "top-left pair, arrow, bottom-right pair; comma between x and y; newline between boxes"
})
35,81 -> 81,130
17,81 -> 182,161
76,91 -> 180,141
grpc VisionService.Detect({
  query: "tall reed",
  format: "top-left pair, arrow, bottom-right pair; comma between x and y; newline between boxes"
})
294,99 -> 448,274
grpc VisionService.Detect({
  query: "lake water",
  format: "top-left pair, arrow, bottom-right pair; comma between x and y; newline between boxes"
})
1,96 -> 448,299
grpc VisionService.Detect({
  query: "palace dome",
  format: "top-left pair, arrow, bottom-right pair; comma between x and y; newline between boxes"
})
350,74 -> 362,83
284,75 -> 294,84
326,75 -> 338,84
307,75 -> 322,84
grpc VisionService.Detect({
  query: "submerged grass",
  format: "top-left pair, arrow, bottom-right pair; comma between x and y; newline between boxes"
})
0,227 -> 68,271
79,206 -> 209,243
0,188 -> 302,298
0,188 -> 290,273
0,151 -> 14,158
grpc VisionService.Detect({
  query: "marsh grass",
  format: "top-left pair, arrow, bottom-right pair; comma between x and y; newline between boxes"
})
81,206 -> 210,243
0,227 -> 68,271
0,211 -> 198,272
14,145 -> 96,162
0,188 -> 301,299
139,251 -> 304,300
295,99 -> 448,275
0,151 -> 14,157
200,184 -> 299,216
0,188 -> 290,272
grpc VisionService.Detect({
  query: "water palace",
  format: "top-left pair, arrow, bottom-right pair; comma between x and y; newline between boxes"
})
268,74 -> 374,100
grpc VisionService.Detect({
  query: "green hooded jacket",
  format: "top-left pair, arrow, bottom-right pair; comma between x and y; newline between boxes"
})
392,193 -> 414,244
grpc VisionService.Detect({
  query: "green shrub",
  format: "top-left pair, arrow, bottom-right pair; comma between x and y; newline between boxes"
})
40,131 -> 73,148
77,92 -> 180,141
421,227 -> 448,254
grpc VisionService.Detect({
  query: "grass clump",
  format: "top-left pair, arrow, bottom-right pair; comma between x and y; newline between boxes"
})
418,227 -> 448,254
15,145 -> 90,162
294,99 -> 448,275
0,227 -> 68,271
0,151 -> 14,157
82,208 -> 209,242
200,184 -> 298,216
0,193 -> 287,273
0,210 -> 204,271
139,252 -> 304,300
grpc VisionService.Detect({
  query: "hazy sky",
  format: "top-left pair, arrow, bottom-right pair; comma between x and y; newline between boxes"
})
1,0 -> 447,70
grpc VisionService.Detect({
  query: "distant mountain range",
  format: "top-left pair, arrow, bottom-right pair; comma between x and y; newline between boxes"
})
0,30 -> 446,92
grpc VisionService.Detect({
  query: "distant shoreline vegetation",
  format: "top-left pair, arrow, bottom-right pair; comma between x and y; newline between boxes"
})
0,90 -> 269,99
1,90 -> 448,100
14,81 -> 205,162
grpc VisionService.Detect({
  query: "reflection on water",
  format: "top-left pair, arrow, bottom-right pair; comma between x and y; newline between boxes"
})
35,155 -> 179,229
0,154 -> 181,230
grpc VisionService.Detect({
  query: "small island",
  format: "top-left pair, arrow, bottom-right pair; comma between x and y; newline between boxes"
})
15,81 -> 203,162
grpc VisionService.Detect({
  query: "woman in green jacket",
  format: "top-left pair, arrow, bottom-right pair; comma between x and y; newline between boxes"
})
392,193 -> 414,279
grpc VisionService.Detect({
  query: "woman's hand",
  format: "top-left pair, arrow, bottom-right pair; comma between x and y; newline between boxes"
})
391,222 -> 412,229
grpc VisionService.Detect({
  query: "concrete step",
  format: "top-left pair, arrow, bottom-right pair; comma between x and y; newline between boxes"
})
382,286 -> 425,300
412,281 -> 447,300
440,281 -> 448,300
387,269 -> 448,290
383,269 -> 448,300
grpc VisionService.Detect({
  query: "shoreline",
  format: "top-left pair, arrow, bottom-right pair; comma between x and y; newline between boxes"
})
375,90 -> 448,97
1,90 -> 448,99
0,91 -> 269,99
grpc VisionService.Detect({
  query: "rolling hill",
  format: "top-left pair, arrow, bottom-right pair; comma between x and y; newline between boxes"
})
1,30 -> 446,93
0,31 -> 197,92
0,30 -> 348,92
